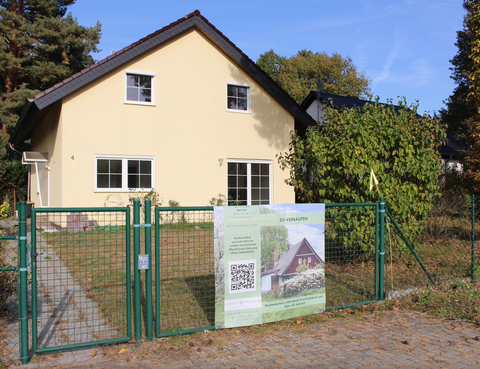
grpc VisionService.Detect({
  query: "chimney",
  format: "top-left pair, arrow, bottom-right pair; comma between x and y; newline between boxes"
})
274,249 -> 278,266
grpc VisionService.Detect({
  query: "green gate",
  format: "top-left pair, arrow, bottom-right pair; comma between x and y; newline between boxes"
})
29,205 -> 133,356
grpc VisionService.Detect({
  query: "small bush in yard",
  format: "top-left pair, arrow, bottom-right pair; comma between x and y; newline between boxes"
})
0,230 -> 16,315
278,268 -> 325,299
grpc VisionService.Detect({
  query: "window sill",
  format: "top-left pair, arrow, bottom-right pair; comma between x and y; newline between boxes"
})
124,101 -> 156,107
226,109 -> 251,114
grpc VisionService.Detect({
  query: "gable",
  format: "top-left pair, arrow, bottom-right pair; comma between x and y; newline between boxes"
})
10,10 -> 315,146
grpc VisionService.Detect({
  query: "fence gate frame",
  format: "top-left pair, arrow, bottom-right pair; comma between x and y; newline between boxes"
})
17,202 -> 140,364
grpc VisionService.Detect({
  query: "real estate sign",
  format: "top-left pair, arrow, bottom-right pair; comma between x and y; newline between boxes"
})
214,204 -> 326,328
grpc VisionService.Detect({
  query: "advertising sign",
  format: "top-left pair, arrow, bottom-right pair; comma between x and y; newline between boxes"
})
214,204 -> 325,328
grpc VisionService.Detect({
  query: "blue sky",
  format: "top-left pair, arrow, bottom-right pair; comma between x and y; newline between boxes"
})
69,0 -> 465,115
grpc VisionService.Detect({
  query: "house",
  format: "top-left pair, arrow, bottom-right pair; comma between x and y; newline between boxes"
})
439,134 -> 465,173
9,10 -> 315,208
301,90 -> 465,171
261,237 -> 324,292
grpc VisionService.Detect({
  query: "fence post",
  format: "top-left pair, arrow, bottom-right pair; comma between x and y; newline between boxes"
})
472,195 -> 476,282
379,198 -> 385,301
144,200 -> 153,341
133,200 -> 141,343
375,202 -> 379,301
18,201 -> 29,364
155,208 -> 160,337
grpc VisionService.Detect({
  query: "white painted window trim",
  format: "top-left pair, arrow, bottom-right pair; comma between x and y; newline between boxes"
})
226,159 -> 272,205
125,69 -> 156,106
95,155 -> 155,192
226,81 -> 251,114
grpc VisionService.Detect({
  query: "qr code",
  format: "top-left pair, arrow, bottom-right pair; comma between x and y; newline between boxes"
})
228,260 -> 256,293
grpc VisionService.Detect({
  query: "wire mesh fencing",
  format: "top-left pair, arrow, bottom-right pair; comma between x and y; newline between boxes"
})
385,198 -> 478,298
154,205 -> 380,337
154,207 -> 215,337
31,208 -> 132,353
0,217 -> 19,363
324,204 -> 379,310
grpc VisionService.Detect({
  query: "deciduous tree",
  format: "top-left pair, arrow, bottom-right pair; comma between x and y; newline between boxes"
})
0,0 -> 101,205
257,49 -> 371,104
278,99 -> 446,250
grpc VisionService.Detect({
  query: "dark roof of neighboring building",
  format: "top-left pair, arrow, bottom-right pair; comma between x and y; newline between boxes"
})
301,91 -> 402,113
440,133 -> 466,157
261,237 -> 324,277
302,91 -> 466,158
10,10 -> 315,145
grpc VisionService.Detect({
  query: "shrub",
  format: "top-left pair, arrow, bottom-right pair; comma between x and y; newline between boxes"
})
278,268 -> 325,299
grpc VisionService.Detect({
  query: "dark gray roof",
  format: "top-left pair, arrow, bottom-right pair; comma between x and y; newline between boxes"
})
301,91 -> 402,113
440,133 -> 466,157
261,237 -> 323,277
10,10 -> 315,145
302,91 -> 466,157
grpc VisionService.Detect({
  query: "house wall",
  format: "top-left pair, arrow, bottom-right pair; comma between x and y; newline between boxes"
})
305,100 -> 324,123
31,29 -> 295,207
30,103 -> 63,207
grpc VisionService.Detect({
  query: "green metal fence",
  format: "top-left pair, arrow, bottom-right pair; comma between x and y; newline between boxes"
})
4,198 -> 480,364
0,217 -> 19,365
29,206 -> 133,358
385,197 -> 479,298
153,202 -> 381,337
154,206 -> 215,337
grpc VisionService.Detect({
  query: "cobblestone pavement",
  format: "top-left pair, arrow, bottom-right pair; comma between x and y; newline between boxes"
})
22,310 -> 480,368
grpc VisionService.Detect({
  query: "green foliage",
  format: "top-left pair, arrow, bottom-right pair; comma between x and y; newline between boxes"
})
260,207 -> 289,271
168,199 -> 180,207
278,99 -> 446,250
208,193 -> 226,206
0,230 -> 16,314
458,1 -> 480,196
0,202 -> 9,219
256,49 -> 371,104
278,269 -> 325,299
129,189 -> 163,208
0,0 -> 102,128
439,1 -> 475,137
295,259 -> 310,275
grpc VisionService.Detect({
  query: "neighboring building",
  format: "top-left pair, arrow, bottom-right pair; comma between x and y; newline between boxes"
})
261,238 -> 324,292
301,91 -> 465,171
440,134 -> 465,173
10,10 -> 314,208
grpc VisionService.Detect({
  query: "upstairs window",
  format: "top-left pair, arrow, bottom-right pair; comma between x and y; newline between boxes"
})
125,70 -> 155,105
227,83 -> 250,112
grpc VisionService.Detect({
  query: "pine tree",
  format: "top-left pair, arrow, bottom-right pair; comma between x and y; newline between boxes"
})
0,0 -> 101,129
0,0 -> 101,205
463,0 -> 480,194
439,9 -> 476,138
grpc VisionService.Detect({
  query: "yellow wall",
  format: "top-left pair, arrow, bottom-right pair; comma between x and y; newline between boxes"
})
31,29 -> 295,207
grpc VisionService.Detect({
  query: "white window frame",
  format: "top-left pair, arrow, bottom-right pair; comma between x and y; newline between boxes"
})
226,81 -> 251,113
95,155 -> 155,192
226,159 -> 272,205
125,70 -> 155,106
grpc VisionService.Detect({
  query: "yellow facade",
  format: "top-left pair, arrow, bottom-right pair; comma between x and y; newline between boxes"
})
29,29 -> 295,208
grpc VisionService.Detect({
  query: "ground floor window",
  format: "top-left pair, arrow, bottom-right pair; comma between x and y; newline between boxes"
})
95,155 -> 154,191
227,160 -> 271,205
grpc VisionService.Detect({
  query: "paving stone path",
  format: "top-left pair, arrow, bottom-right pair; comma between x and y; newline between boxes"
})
23,310 -> 480,368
